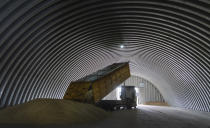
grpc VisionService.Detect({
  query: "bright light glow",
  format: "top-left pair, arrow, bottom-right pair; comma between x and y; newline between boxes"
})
135,87 -> 139,93
120,45 -> 124,48
135,87 -> 139,105
136,96 -> 139,105
117,87 -> 121,100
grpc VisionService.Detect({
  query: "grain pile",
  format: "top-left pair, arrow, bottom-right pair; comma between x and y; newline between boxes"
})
0,99 -> 109,125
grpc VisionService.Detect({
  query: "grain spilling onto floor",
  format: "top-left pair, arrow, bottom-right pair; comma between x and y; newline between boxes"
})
0,99 -> 109,125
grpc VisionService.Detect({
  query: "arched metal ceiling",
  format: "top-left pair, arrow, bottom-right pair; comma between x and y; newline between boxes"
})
0,0 -> 209,111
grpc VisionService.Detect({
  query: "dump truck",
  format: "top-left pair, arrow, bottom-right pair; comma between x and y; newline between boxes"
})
63,62 -> 137,110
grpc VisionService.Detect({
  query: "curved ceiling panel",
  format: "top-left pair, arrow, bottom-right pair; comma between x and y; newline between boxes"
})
0,0 -> 209,111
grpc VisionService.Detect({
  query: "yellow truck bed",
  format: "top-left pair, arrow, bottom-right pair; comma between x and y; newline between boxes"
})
63,62 -> 130,103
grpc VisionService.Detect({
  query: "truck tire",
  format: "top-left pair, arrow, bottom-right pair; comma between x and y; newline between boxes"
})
117,106 -> 120,110
127,106 -> 132,109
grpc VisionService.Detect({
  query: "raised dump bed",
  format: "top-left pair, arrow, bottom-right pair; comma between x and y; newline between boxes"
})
63,62 -> 130,103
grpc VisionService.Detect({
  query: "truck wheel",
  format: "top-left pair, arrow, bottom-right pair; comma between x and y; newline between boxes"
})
127,106 -> 132,109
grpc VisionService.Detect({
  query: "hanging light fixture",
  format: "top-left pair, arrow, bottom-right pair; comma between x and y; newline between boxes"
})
120,44 -> 124,49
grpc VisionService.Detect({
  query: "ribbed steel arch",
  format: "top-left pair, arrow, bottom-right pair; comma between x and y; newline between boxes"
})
0,0 -> 209,111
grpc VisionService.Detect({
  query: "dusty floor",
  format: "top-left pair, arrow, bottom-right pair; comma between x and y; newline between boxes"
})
68,105 -> 210,128
1,105 -> 210,128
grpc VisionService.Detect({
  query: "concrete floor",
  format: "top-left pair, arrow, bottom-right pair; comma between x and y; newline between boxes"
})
2,105 -> 210,128
70,105 -> 210,128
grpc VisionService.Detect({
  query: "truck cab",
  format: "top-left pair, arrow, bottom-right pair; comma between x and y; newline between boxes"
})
120,86 -> 137,109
